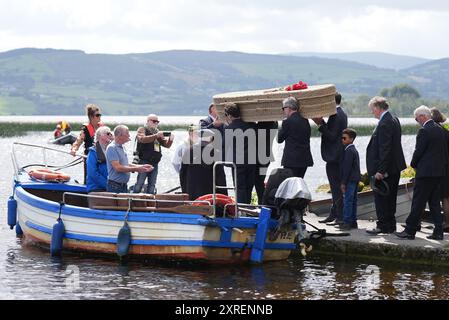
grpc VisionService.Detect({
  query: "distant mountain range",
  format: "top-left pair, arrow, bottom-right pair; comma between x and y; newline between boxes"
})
288,52 -> 430,70
0,48 -> 448,116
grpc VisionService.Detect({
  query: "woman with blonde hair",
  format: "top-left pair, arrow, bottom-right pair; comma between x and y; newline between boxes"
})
70,103 -> 104,183
431,107 -> 449,232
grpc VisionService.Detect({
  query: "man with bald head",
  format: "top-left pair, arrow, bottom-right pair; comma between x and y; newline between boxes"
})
133,114 -> 174,194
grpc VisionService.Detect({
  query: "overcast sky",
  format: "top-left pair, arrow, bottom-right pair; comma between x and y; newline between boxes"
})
1,0 -> 449,59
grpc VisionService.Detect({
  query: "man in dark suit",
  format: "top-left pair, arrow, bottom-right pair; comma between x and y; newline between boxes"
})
200,103 -> 224,133
200,103 -> 227,195
395,106 -> 448,240
223,103 -> 256,204
278,97 -> 313,178
366,96 -> 406,234
313,92 -> 348,224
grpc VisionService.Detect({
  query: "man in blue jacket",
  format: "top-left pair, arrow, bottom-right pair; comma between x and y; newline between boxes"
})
86,126 -> 114,193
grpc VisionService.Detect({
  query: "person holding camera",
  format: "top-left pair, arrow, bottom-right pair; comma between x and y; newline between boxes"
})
133,114 -> 174,194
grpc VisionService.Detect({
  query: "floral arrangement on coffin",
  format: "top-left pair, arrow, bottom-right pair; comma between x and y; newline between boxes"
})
284,80 -> 308,91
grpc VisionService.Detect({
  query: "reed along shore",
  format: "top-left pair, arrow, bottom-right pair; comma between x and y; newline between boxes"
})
0,121 -> 421,137
0,122 -> 184,137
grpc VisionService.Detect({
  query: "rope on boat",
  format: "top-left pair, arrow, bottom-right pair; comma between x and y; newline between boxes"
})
20,156 -> 84,171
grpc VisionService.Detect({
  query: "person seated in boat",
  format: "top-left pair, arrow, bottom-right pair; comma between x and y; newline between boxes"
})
133,114 -> 174,194
70,104 -> 104,184
86,126 -> 114,193
338,128 -> 361,231
106,125 -> 153,193
60,120 -> 72,135
53,124 -> 63,139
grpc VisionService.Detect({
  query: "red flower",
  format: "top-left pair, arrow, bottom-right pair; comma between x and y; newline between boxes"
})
284,81 -> 308,91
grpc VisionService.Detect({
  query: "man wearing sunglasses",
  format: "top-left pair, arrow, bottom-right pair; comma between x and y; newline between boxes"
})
133,114 -> 174,194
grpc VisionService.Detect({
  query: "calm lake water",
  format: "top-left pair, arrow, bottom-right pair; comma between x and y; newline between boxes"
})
2,116 -> 449,300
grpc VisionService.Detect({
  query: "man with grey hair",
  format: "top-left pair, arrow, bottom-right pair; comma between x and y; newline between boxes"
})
396,105 -> 448,240
106,125 -> 153,193
278,97 -> 313,178
86,126 -> 113,193
366,96 -> 406,235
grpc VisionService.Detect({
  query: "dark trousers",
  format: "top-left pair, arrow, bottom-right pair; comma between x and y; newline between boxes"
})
234,164 -> 256,204
343,182 -> 358,225
106,180 -> 128,193
374,173 -> 400,232
255,164 -> 269,205
405,177 -> 443,235
326,162 -> 343,221
285,167 -> 307,179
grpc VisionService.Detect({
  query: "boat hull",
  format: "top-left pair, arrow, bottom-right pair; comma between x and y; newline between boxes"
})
15,185 -> 295,264
308,181 -> 414,223
51,133 -> 77,145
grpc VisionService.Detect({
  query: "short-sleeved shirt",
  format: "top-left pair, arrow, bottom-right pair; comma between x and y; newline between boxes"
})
106,141 -> 130,183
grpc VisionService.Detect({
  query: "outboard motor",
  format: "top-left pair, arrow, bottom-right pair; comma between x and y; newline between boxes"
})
269,177 -> 312,244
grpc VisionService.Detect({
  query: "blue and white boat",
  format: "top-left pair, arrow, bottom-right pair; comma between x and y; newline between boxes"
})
7,143 -> 299,264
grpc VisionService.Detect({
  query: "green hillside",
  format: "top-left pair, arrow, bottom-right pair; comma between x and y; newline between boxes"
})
0,48 -> 447,116
289,52 -> 430,70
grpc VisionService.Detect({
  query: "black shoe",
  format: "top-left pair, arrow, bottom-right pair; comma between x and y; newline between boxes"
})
444,227 -> 449,233
338,223 -> 352,231
351,222 -> 358,229
319,217 -> 335,223
394,230 -> 415,240
366,228 -> 383,235
427,233 -> 443,240
402,224 -> 421,232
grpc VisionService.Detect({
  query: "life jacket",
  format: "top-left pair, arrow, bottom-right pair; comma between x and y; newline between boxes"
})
82,122 -> 103,155
135,127 -> 162,165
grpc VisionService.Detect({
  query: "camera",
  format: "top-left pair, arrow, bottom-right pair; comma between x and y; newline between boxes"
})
162,131 -> 171,137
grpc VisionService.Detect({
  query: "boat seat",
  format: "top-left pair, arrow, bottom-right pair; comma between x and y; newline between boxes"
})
87,192 -> 212,215
154,193 -> 190,208
87,192 -> 118,209
116,193 -> 155,208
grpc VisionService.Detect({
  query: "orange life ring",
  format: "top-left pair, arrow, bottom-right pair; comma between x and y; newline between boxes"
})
193,194 -> 236,216
28,168 -> 71,183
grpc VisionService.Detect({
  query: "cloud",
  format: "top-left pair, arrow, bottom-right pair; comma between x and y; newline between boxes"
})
0,0 -> 448,58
